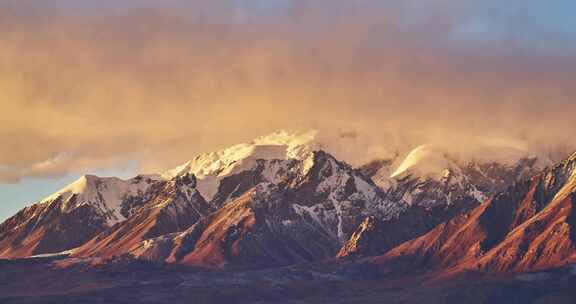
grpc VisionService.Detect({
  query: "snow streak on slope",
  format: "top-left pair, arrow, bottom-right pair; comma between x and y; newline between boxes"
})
390,145 -> 450,178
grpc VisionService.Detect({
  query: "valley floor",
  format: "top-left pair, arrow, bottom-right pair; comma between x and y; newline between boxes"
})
1,257 -> 575,304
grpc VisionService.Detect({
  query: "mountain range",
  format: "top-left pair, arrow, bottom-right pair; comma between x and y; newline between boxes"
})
1,130 -> 575,303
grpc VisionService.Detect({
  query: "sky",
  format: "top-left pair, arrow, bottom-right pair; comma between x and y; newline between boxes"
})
1,0 -> 576,221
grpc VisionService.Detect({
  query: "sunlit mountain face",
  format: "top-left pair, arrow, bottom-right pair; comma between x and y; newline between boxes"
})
1,1 -> 576,303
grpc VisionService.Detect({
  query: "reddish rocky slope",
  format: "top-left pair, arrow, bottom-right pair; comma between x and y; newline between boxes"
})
374,153 -> 576,274
72,174 -> 212,258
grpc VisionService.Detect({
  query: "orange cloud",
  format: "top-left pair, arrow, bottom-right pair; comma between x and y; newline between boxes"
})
0,1 -> 575,182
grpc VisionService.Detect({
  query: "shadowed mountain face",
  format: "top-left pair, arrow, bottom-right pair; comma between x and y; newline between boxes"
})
336,200 -> 478,259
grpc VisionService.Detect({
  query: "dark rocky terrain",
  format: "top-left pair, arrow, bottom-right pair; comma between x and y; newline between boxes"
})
1,255 -> 576,304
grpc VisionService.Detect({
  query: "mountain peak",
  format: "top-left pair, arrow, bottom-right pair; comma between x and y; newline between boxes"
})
42,174 -> 103,204
163,129 -> 317,179
41,174 -> 157,225
161,130 -> 318,200
252,129 -> 317,155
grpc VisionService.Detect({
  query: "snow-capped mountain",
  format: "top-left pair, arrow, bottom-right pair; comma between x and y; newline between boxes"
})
0,129 -> 564,271
364,143 -> 544,209
0,130 -> 318,258
130,151 -> 403,268
374,151 -> 576,274
161,130 -> 318,200
72,173 -> 212,258
42,174 -> 162,225
336,144 -> 545,259
0,174 -> 162,258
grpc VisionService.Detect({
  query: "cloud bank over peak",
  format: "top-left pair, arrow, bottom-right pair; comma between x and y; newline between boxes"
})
0,0 -> 575,182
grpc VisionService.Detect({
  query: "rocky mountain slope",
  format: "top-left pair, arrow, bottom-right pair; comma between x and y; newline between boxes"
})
374,152 -> 576,274
71,173 -> 212,258
337,201 -> 477,258
0,174 -> 160,258
161,130 -> 318,201
130,151 -> 403,268
337,146 -> 543,259
0,131 -> 318,259
0,130 -> 564,274
1,131 -> 575,304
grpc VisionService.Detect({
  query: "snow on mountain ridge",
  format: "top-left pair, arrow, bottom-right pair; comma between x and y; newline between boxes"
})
162,130 -> 318,200
30,131 -> 549,228
42,174 -> 158,225
163,129 -> 317,178
389,142 -> 550,180
18,130 -> 317,230
390,145 -> 450,178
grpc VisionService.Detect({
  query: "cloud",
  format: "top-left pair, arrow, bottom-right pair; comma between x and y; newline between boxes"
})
0,0 -> 575,182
